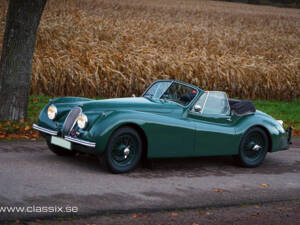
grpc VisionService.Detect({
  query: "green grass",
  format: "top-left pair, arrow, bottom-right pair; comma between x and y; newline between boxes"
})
27,96 -> 300,130
254,99 -> 300,130
27,95 -> 52,123
1,96 -> 299,140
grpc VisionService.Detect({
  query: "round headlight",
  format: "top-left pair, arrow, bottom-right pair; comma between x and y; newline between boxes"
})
77,113 -> 88,129
47,104 -> 57,120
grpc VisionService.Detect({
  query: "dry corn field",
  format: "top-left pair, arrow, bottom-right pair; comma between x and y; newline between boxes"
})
0,0 -> 300,100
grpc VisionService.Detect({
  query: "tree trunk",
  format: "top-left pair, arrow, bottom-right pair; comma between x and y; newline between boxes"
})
0,0 -> 47,121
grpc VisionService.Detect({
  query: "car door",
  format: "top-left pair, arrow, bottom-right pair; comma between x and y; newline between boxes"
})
145,112 -> 197,158
187,91 -> 240,156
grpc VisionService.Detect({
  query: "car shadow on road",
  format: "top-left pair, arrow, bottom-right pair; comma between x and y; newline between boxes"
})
48,152 -> 300,178
128,157 -> 300,178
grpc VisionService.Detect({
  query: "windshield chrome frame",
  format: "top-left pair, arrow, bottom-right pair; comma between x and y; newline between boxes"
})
142,80 -> 201,108
142,80 -> 173,99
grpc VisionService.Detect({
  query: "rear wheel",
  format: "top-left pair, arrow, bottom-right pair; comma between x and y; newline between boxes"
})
234,127 -> 268,168
101,127 -> 142,173
46,140 -> 76,156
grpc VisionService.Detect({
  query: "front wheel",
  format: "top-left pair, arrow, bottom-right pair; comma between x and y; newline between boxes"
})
234,127 -> 269,168
101,127 -> 143,173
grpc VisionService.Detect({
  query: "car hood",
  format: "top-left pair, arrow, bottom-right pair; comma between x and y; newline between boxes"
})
51,96 -> 182,114
80,97 -> 182,114
45,97 -> 184,130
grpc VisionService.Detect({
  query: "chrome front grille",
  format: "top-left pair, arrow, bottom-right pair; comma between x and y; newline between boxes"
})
62,107 -> 82,136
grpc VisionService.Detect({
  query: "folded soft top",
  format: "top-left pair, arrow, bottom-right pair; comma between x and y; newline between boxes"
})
228,99 -> 256,116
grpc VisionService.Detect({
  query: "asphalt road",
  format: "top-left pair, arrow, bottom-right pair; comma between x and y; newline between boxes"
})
18,200 -> 300,225
0,139 -> 299,222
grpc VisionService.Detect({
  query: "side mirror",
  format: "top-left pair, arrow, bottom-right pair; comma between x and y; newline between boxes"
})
194,104 -> 201,113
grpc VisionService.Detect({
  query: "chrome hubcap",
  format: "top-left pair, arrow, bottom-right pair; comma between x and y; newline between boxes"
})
124,147 -> 130,159
252,144 -> 262,152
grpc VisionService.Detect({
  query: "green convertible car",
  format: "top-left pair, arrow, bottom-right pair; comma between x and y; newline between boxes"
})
33,80 -> 292,173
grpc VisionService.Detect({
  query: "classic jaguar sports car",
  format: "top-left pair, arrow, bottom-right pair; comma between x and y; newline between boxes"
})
33,80 -> 292,173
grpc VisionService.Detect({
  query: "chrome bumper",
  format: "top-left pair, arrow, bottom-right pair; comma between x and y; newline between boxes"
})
65,136 -> 96,148
33,124 -> 96,148
33,124 -> 58,136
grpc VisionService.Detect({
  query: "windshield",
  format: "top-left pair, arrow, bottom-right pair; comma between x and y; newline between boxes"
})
143,81 -> 198,106
143,81 -> 172,99
192,91 -> 230,115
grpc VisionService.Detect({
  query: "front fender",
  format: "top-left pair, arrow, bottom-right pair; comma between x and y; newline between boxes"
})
89,111 -> 147,154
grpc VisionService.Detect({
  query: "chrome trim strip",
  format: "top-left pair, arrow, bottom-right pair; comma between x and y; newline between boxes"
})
33,124 -> 58,136
142,80 -> 200,108
201,91 -> 209,114
141,80 -> 173,97
65,136 -> 96,148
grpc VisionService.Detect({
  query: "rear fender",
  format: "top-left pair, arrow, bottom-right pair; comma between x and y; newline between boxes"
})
235,114 -> 287,152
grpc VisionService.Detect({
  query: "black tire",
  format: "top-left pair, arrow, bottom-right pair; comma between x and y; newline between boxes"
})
101,126 -> 143,173
234,127 -> 269,168
46,140 -> 76,157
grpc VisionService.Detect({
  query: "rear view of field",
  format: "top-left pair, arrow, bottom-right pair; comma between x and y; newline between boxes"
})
0,0 -> 299,100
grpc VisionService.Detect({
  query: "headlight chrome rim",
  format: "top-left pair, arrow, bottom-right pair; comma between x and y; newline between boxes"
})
77,113 -> 88,129
47,104 -> 57,120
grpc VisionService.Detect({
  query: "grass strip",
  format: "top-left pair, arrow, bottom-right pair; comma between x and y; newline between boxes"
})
0,96 -> 299,140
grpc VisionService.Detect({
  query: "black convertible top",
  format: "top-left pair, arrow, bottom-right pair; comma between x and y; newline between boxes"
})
228,99 -> 256,116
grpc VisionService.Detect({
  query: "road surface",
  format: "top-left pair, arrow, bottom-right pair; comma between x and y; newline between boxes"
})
0,139 -> 299,222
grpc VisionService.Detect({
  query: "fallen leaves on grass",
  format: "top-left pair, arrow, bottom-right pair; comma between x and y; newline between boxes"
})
199,211 -> 211,215
171,212 -> 179,217
0,96 -> 48,140
131,213 -> 148,219
0,120 -> 41,140
212,188 -> 224,193
294,129 -> 300,136
24,126 -> 31,131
